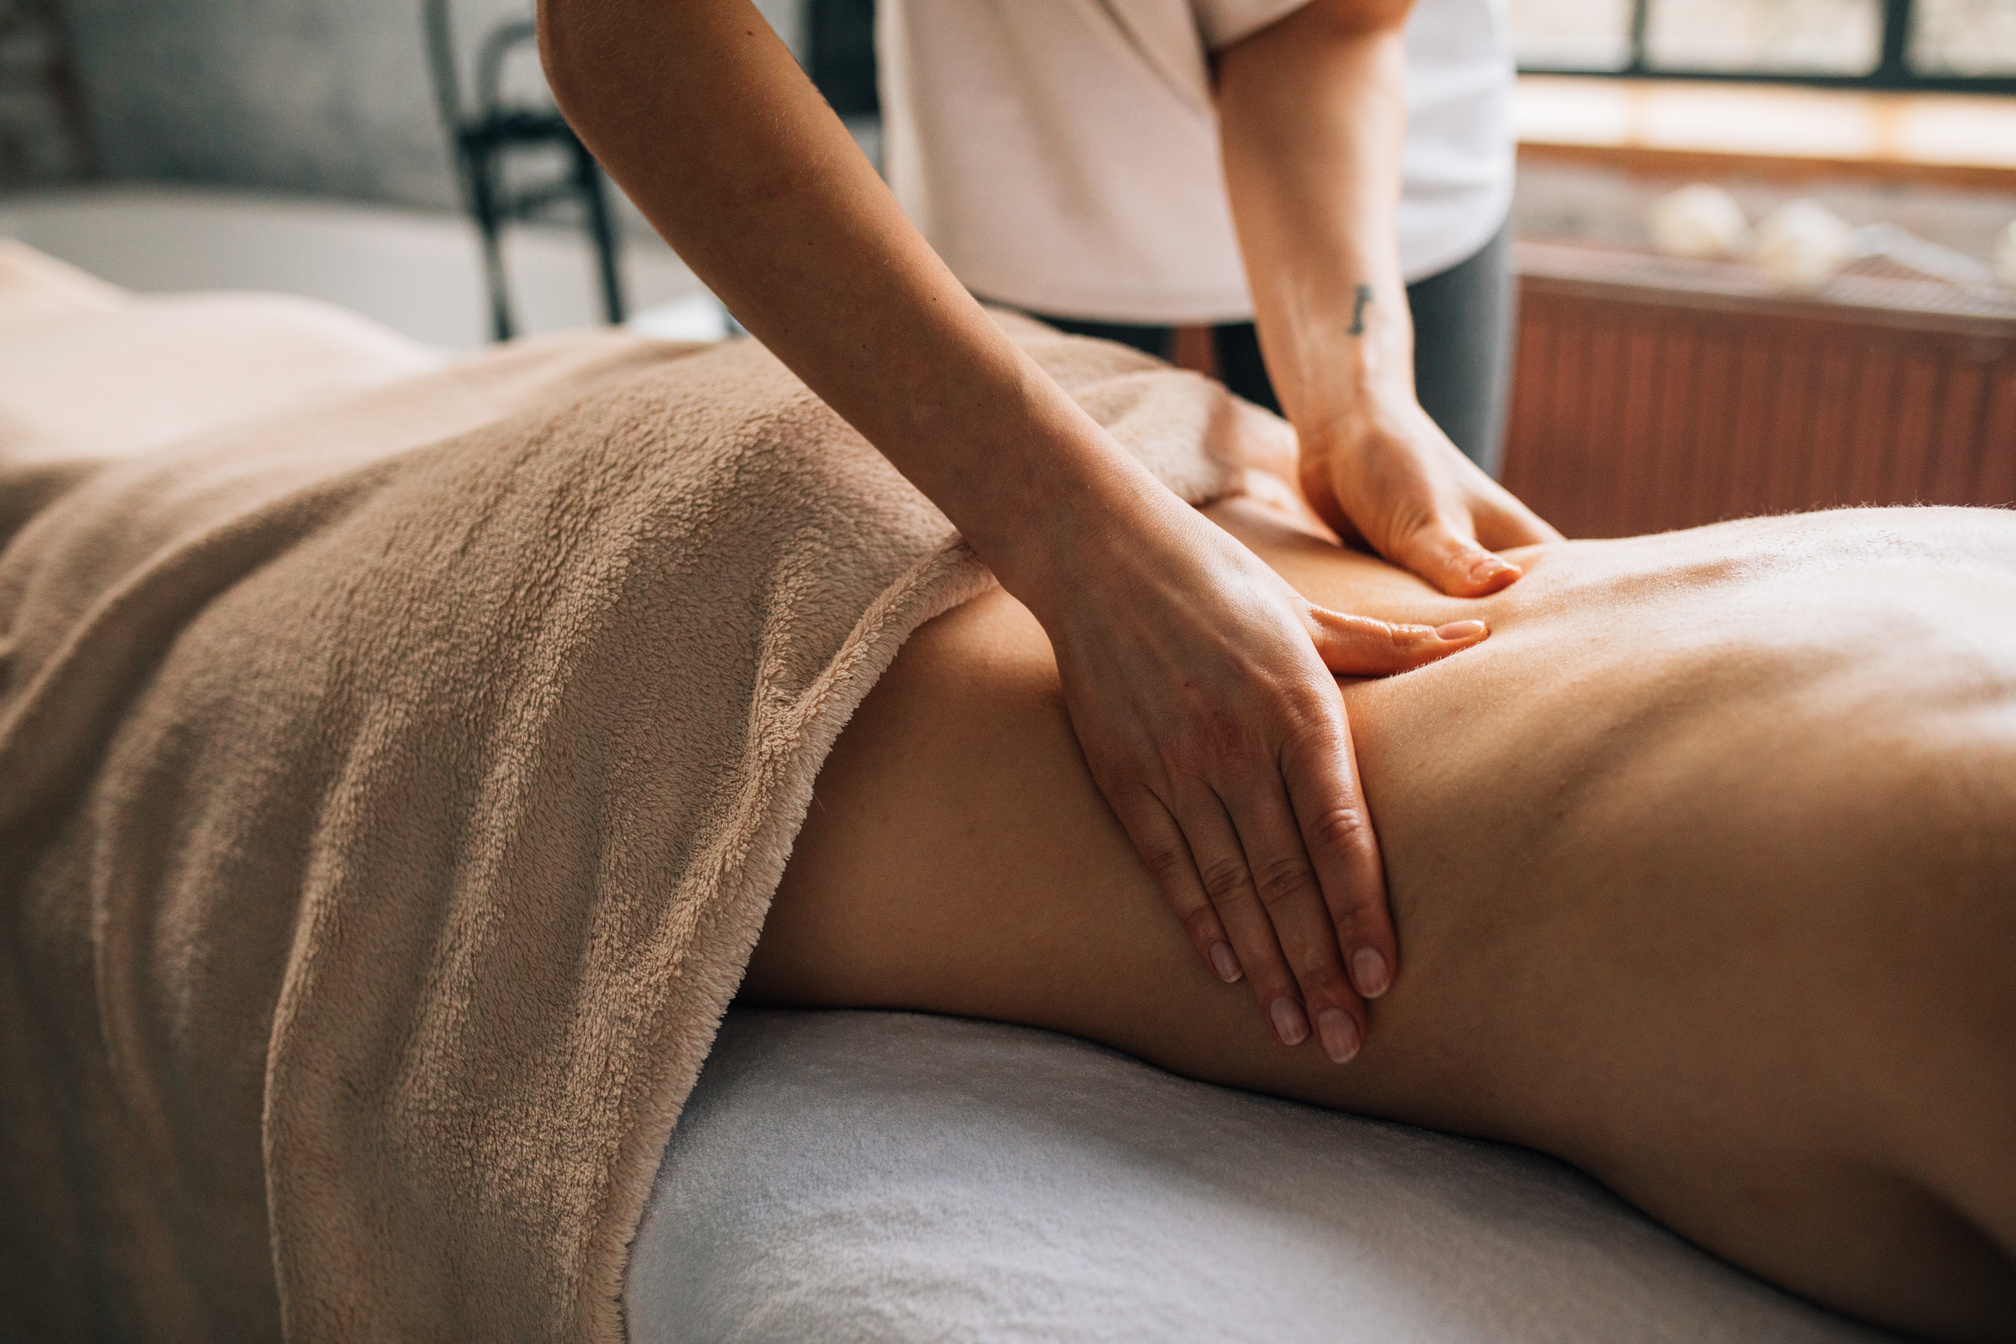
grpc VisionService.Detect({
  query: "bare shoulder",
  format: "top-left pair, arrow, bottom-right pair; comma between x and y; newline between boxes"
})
1498,505 -> 2016,633
1456,504 -> 2016,852
1490,505 -> 2016,816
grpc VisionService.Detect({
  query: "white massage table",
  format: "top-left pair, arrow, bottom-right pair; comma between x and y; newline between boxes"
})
626,1010 -> 1904,1343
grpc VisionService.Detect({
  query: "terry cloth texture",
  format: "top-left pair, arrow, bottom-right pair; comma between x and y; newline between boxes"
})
0,244 -> 1253,1342
628,1009 -> 1899,1344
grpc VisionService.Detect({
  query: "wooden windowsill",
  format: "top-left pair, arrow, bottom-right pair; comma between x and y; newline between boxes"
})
1515,75 -> 2016,190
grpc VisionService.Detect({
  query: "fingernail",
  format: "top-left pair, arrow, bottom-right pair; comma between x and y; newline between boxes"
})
1350,946 -> 1391,998
1468,556 -> 1515,585
1208,941 -> 1243,984
1316,1008 -> 1362,1064
1434,620 -> 1486,642
1269,997 -> 1310,1047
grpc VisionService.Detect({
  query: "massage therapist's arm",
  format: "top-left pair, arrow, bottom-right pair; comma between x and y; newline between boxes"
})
538,0 -> 1487,1061
1218,0 -> 1562,594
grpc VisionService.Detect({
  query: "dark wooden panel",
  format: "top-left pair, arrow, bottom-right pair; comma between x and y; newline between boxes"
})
1978,367 -> 2016,507
1501,246 -> 2016,538
1886,354 -> 1942,505
1927,361 -> 1989,506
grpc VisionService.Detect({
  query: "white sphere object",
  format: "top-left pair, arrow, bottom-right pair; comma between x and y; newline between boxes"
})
1649,184 -> 1751,260
1995,219 -> 2016,290
1753,199 -> 1857,289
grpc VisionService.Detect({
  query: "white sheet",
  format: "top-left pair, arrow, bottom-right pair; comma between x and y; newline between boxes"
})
624,1009 -> 1903,1343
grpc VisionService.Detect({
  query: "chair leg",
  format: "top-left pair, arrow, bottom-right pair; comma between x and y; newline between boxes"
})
465,134 -> 515,342
578,147 -> 627,327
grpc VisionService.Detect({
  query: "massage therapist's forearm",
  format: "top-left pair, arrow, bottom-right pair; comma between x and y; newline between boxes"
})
536,0 -> 1150,596
538,0 -> 1500,1065
1217,0 -> 1414,466
1217,1 -> 1558,593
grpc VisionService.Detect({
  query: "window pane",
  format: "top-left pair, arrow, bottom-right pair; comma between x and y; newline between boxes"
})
1509,0 -> 1636,70
1912,0 -> 2016,75
1644,0 -> 1883,74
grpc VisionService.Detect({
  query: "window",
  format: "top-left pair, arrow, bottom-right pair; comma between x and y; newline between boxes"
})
1911,0 -> 2016,74
1510,0 -> 2016,90
1643,0 -> 1881,75
1510,0 -> 1635,69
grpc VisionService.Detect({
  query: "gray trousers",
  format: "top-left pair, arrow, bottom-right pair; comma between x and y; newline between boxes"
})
1027,223 -> 1516,477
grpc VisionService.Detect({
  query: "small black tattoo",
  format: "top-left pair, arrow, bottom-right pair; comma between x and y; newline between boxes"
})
1346,284 -> 1373,336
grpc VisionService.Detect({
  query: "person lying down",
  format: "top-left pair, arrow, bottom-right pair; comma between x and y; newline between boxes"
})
747,486 -> 2016,1343
0,258 -> 2008,1342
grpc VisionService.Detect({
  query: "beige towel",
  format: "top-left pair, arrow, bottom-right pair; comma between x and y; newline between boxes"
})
0,253 -> 1262,1341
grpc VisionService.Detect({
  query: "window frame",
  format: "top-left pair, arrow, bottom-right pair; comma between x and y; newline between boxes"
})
1516,0 -> 2016,94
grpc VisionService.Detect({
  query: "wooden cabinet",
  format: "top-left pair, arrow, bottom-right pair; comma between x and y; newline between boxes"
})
1500,242 -> 2016,538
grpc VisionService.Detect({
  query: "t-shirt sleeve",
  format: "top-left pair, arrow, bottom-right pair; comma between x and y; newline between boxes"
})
1188,0 -> 1308,51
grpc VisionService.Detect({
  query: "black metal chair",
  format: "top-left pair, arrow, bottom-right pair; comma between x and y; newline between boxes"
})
423,0 -> 625,341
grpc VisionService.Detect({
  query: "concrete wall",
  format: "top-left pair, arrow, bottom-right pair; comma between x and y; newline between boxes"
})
45,0 -> 805,209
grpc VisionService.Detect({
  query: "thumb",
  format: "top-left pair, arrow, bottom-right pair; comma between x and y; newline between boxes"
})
1385,512 -> 1522,598
1305,607 -> 1489,677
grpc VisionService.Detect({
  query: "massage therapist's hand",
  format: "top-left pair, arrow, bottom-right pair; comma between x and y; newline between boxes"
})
539,0 -> 1483,1062
1298,387 -> 1563,599
1025,482 -> 1487,1064
1215,0 -> 1564,599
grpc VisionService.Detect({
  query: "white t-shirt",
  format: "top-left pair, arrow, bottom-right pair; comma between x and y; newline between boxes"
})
878,0 -> 1515,324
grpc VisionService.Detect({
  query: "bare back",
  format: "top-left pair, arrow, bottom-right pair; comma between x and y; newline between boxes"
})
745,500 -> 2016,1341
